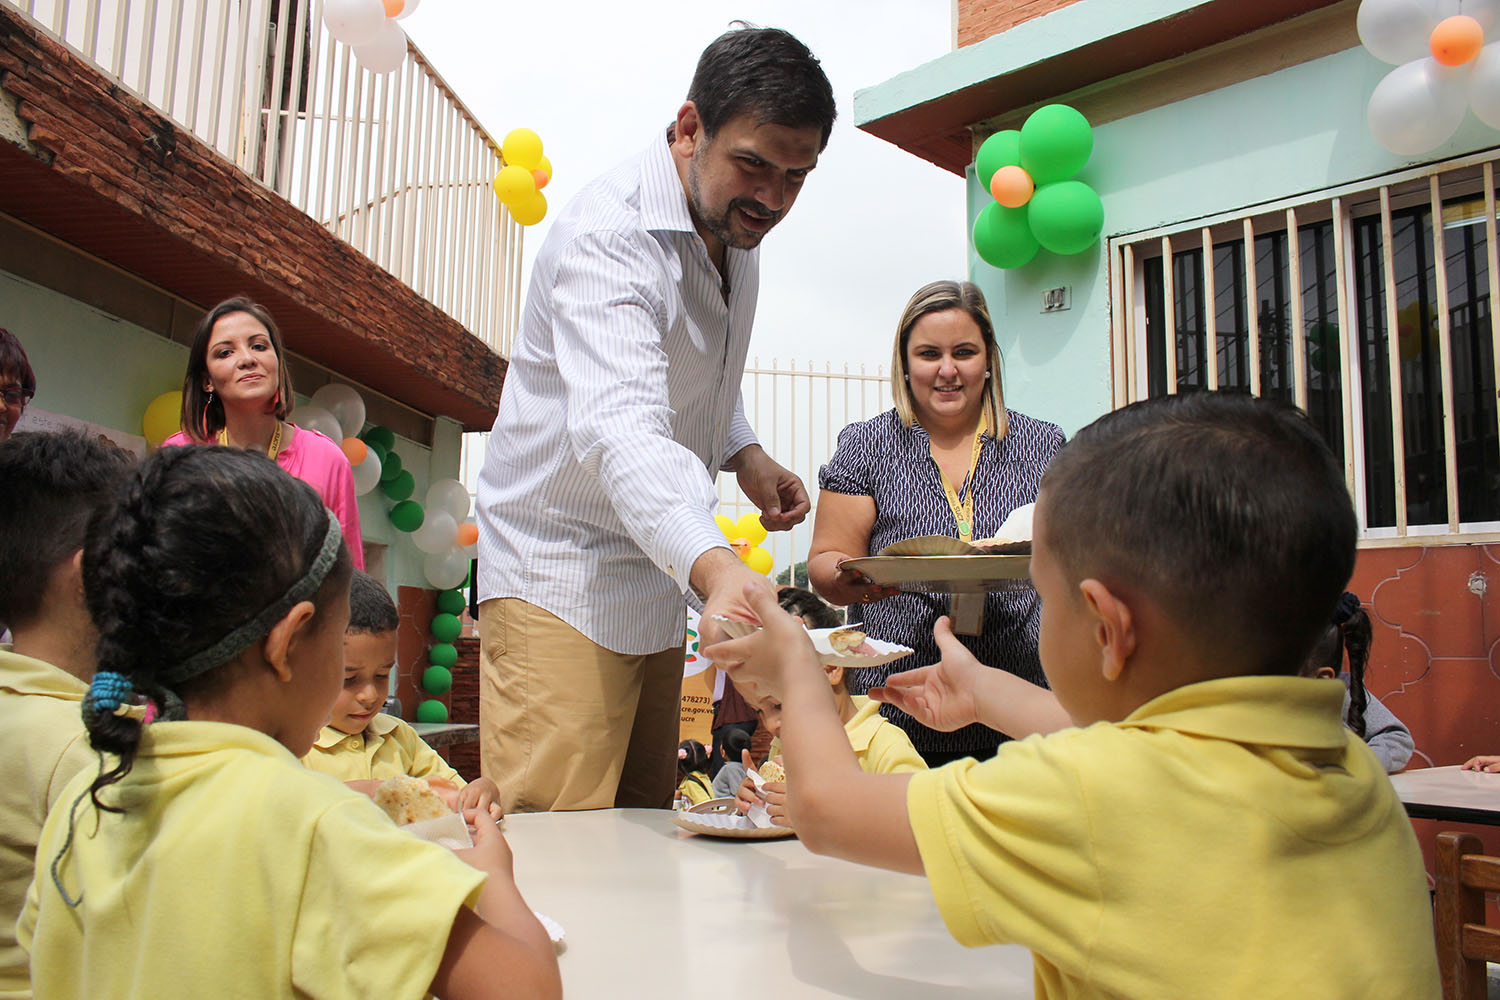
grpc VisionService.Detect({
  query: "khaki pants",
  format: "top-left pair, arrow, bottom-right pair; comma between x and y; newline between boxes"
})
479,597 -> 684,813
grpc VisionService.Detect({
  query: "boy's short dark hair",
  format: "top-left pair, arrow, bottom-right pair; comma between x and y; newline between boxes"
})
777,586 -> 842,629
0,432 -> 135,628
347,569 -> 399,634
0,328 -> 36,396
1041,392 -> 1356,676
687,26 -> 837,151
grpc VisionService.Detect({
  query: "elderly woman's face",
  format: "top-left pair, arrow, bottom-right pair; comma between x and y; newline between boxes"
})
0,369 -> 27,441
202,312 -> 281,414
905,308 -> 989,427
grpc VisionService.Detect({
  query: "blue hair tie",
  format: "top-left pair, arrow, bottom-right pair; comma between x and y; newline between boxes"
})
82,671 -> 135,728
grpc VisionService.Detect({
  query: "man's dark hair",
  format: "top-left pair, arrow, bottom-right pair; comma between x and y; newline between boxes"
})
1040,392 -> 1356,677
348,569 -> 399,634
688,25 -> 837,150
0,431 -> 134,628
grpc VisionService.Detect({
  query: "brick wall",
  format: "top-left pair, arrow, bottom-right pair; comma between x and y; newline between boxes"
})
448,637 -> 481,782
0,5 -> 504,429
957,0 -> 1084,47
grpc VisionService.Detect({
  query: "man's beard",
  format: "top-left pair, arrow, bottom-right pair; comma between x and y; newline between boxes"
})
687,161 -> 780,250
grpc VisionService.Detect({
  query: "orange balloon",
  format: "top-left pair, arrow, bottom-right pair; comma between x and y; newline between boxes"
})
533,168 -> 550,190
456,522 -> 479,547
382,0 -> 404,15
341,437 -> 368,465
990,164 -> 1035,208
1430,14 -> 1484,67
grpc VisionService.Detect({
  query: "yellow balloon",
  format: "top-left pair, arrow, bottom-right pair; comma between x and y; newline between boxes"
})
492,164 -> 535,205
537,155 -> 553,180
744,546 -> 773,576
733,513 -> 767,548
502,128 -> 544,170
142,390 -> 182,448
715,514 -> 735,538
509,191 -> 547,226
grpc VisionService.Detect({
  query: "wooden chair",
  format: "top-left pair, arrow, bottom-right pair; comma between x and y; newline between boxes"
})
1436,831 -> 1500,999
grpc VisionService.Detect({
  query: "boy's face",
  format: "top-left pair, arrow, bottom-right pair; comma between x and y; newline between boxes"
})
754,695 -> 783,738
329,629 -> 397,735
1031,497 -> 1111,725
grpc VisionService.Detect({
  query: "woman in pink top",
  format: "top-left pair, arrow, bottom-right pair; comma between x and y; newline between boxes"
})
162,297 -> 365,568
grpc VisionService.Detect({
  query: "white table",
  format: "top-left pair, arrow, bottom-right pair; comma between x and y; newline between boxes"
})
502,809 -> 1035,998
1389,765 -> 1500,825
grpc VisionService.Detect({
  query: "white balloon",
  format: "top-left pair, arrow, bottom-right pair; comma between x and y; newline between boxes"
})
1471,42 -> 1500,128
1357,0 -> 1446,66
426,478 -> 471,522
289,404 -> 343,443
352,449 -> 382,495
322,0 -> 386,46
424,547 -> 470,590
354,19 -> 408,75
412,511 -> 458,555
310,383 -> 367,440
394,0 -> 421,19
1367,58 -> 1468,154
1466,0 -> 1500,35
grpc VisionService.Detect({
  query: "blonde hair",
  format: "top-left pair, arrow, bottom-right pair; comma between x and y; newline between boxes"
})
889,280 -> 1007,439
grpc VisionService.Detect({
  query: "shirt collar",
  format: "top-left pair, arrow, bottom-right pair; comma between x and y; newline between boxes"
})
638,128 -> 697,235
1117,675 -> 1348,750
843,695 -> 885,753
0,646 -> 89,700
311,712 -> 400,749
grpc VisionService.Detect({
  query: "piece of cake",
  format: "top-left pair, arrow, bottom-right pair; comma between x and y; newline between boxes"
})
758,759 -> 786,784
828,627 -> 877,656
372,775 -> 451,825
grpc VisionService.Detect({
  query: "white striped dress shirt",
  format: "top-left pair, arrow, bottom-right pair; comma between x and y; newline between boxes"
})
476,132 -> 759,655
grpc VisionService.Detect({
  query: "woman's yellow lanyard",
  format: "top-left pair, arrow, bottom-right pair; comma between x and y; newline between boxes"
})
937,412 -> 989,542
218,420 -> 282,459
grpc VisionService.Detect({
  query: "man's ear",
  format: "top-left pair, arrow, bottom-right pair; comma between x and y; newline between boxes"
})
673,101 -> 705,157
260,600 -> 318,683
1079,579 -> 1135,683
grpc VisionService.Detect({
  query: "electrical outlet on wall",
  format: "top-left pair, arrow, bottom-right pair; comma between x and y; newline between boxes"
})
1042,286 -> 1071,313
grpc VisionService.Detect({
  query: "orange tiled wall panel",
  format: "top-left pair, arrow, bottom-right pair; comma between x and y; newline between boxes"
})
957,0 -> 1085,47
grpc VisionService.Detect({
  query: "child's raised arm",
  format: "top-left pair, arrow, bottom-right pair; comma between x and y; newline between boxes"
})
706,585 -> 922,874
871,616 -> 1073,740
430,810 -> 561,1000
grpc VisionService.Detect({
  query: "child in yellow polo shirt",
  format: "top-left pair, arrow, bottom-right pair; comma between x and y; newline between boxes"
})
708,392 -> 1439,999
301,570 -> 502,819
0,431 -> 132,1000
19,446 -> 559,999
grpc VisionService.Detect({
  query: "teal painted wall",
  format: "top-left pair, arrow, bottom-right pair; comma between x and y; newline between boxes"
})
0,268 -> 460,592
968,45 -> 1500,436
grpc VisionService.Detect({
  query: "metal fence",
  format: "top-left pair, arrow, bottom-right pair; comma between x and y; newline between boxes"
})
8,0 -> 524,351
458,358 -> 893,581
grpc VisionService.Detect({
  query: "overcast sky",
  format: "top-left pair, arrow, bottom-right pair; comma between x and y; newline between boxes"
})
404,1 -> 967,371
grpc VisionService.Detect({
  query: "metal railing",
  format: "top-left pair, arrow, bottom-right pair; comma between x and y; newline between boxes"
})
8,0 -> 523,351
458,358 -> 893,580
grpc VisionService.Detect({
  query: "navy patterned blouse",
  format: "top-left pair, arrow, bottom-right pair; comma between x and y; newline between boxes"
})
818,408 -> 1065,755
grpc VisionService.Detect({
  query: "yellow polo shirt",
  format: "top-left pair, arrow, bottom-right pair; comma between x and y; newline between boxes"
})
19,721 -> 484,999
908,675 -> 1440,999
846,696 -> 927,774
301,712 -> 464,786
0,647 -> 94,1000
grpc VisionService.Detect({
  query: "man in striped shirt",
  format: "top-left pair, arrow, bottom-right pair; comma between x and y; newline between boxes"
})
475,26 -> 837,814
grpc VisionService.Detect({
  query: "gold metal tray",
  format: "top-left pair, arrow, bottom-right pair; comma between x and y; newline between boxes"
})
840,554 -> 1033,595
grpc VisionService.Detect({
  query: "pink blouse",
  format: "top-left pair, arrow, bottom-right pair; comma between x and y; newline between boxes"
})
162,424 -> 365,569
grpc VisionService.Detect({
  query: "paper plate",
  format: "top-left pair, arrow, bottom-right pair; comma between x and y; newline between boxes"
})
533,910 -> 566,953
707,616 -> 914,668
670,809 -> 797,839
841,554 -> 1032,595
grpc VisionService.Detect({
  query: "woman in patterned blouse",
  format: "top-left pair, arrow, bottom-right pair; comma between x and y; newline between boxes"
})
807,280 -> 1064,766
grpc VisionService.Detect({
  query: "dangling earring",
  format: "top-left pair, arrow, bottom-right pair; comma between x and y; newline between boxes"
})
200,391 -> 214,440
984,372 -> 991,379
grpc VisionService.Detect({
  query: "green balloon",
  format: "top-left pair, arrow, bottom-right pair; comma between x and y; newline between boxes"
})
416,699 -> 449,724
975,129 -> 1022,190
428,642 -> 458,668
436,589 -> 466,616
430,612 -> 462,643
1020,104 -> 1093,186
379,449 -> 404,483
421,665 -> 453,695
366,440 -> 388,465
381,469 -> 416,501
389,499 -> 424,532
972,202 -> 1039,270
1028,181 -> 1104,256
361,425 -> 396,451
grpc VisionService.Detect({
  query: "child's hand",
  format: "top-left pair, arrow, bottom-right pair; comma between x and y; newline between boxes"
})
703,584 -> 820,704
869,616 -> 982,732
1462,755 -> 1500,772
762,779 -> 790,827
455,807 -> 514,876
458,777 -> 505,820
734,771 -> 763,815
426,778 -> 463,811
